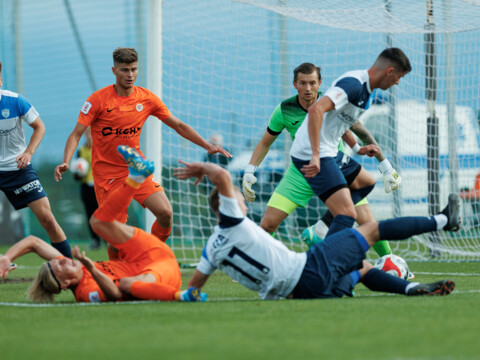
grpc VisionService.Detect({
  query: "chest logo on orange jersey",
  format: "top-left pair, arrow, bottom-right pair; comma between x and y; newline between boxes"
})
136,103 -> 143,112
102,126 -> 142,137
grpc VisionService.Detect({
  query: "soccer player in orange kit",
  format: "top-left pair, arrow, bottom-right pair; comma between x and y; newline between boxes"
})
1,146 -> 206,303
55,48 -> 230,255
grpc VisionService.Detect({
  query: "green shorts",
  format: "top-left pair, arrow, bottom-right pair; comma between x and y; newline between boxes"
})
267,162 -> 314,212
266,161 -> 369,214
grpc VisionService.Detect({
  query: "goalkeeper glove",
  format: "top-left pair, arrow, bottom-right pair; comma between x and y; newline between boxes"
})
179,287 -> 208,302
378,159 -> 402,193
242,164 -> 257,202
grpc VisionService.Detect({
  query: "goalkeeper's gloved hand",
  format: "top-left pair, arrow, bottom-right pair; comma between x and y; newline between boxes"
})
378,159 -> 402,193
242,164 -> 257,202
179,287 -> 208,302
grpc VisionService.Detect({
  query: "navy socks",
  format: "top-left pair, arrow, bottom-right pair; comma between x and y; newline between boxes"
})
378,216 -> 437,240
51,239 -> 72,259
362,268 -> 409,294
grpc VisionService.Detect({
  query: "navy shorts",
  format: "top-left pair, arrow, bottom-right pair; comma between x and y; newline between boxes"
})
292,156 -> 348,202
335,151 -> 362,186
291,228 -> 367,299
0,165 -> 47,210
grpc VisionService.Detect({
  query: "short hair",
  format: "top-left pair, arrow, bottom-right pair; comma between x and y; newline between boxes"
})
112,47 -> 138,66
26,262 -> 61,303
293,63 -> 321,82
209,186 -> 242,217
209,187 -> 220,216
375,48 -> 412,74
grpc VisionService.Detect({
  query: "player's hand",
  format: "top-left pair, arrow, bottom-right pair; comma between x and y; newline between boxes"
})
207,144 -> 232,159
16,152 -> 32,169
357,145 -> 380,158
72,246 -> 95,272
383,169 -> 402,193
301,156 -> 320,178
173,160 -> 206,186
242,173 -> 257,202
54,163 -> 70,182
0,255 -> 11,279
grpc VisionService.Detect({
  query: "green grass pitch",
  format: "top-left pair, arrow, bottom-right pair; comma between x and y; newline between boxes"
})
1,244 -> 479,360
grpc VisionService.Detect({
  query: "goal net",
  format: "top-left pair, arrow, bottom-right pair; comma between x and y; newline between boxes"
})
3,0 -> 480,262
160,0 -> 480,262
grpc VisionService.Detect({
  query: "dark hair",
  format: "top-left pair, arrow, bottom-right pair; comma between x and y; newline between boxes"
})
209,187 -> 220,216
113,47 -> 138,66
293,63 -> 321,82
0,61 -> 2,74
377,48 -> 412,73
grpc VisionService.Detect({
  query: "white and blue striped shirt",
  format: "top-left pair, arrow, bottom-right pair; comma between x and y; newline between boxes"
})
0,90 -> 39,171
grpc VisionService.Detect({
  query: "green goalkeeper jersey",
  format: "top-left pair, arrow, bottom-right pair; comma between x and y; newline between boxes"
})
267,91 -> 344,152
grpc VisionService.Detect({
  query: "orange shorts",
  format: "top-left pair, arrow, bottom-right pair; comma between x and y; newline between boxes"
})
94,175 -> 164,223
115,227 -> 181,287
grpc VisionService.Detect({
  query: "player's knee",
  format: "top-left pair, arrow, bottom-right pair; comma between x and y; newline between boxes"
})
118,278 -> 133,294
36,212 -> 58,231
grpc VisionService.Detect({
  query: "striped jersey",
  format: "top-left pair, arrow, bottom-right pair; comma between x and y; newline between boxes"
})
0,90 -> 39,171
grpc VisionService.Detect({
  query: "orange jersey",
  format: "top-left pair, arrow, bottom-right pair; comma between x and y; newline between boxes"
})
74,261 -> 137,302
73,228 -> 180,302
77,85 -> 171,180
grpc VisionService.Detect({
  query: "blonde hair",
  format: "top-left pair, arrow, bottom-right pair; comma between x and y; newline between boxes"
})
26,263 -> 61,303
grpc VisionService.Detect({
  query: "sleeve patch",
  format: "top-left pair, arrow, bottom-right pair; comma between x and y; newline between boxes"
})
81,101 -> 92,115
88,291 -> 101,303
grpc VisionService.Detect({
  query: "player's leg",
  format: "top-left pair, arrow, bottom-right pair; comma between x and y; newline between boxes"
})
358,260 -> 454,296
261,162 -> 313,235
293,156 -> 357,237
90,145 -> 154,245
141,189 -> 173,242
81,183 -> 102,249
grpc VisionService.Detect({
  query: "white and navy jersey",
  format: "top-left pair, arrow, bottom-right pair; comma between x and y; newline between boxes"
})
290,69 -> 372,160
0,90 -> 39,170
197,194 -> 307,300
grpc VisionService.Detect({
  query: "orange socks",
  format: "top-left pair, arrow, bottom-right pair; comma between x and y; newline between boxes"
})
130,281 -> 178,301
151,220 -> 172,243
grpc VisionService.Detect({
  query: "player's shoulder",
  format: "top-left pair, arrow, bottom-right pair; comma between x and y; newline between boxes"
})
0,89 -> 20,99
134,86 -> 160,99
334,69 -> 368,87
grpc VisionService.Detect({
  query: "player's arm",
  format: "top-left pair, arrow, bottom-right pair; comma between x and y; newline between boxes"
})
350,120 -> 401,193
187,269 -> 211,290
54,122 -> 87,182
16,117 -> 45,170
341,129 -> 379,157
72,247 -> 122,301
0,236 -> 62,278
162,114 -> 232,158
174,160 -> 235,198
302,96 -> 335,178
242,131 -> 278,202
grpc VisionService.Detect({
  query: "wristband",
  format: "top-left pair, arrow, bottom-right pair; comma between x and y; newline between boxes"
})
244,164 -> 257,174
378,159 -> 393,173
351,143 -> 361,154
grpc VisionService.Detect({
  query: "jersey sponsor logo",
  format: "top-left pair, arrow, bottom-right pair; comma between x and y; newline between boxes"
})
1,109 -> 10,118
13,179 -> 43,195
136,103 -> 143,112
337,111 -> 355,124
101,126 -> 142,137
88,291 -> 101,303
211,234 -> 229,249
81,101 -> 92,115
0,125 -> 17,136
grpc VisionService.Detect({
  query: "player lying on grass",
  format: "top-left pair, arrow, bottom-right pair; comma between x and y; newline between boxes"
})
174,161 -> 459,300
0,146 -> 205,303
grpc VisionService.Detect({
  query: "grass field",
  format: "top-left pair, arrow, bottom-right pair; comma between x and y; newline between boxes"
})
1,244 -> 479,360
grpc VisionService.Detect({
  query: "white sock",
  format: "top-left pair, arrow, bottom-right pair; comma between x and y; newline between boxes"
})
128,174 -> 146,184
405,282 -> 420,294
433,214 -> 448,230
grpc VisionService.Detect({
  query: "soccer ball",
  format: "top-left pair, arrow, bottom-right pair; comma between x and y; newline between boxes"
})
70,157 -> 89,178
374,254 -> 410,280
